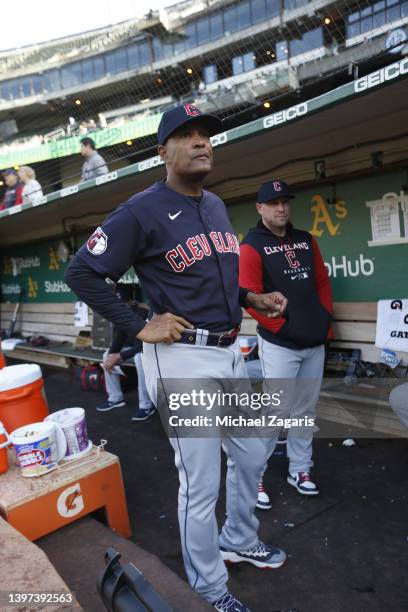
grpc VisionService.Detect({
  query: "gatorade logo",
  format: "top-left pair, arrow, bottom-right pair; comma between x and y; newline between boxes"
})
57,483 -> 84,518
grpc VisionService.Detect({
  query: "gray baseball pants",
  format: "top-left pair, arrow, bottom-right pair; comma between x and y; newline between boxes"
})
103,349 -> 153,410
257,336 -> 325,474
142,339 -> 268,603
389,382 -> 408,430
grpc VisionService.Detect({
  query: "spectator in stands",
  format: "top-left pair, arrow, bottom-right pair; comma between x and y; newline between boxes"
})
18,166 -> 43,205
79,136 -> 108,182
0,169 -> 23,210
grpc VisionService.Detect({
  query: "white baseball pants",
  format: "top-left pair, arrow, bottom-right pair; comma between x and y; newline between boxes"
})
257,336 -> 325,474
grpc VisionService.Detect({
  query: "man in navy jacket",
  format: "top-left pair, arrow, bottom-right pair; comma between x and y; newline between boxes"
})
240,179 -> 333,509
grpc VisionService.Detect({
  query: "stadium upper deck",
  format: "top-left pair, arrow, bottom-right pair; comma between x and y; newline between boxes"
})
0,0 -> 406,178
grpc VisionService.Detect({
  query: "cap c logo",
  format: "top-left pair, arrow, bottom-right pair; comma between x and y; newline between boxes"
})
184,104 -> 200,117
273,181 -> 282,191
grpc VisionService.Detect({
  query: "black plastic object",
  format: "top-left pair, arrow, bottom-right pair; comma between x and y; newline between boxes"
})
97,548 -> 174,612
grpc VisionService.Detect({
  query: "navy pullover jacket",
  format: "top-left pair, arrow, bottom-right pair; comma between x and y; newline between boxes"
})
240,220 -> 333,349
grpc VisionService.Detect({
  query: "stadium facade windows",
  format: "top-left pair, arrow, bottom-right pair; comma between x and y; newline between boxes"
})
232,51 -> 256,75
11,81 -> 21,99
139,42 -> 151,65
251,0 -> 267,22
1,82 -> 10,100
197,16 -> 211,45
236,1 -> 252,29
276,40 -> 289,61
43,69 -> 61,93
224,5 -> 238,33
289,27 -> 323,56
116,48 -> 128,73
346,0 -> 407,38
21,78 -> 31,97
153,38 -> 163,61
182,23 -> 197,49
283,0 -> 305,9
209,12 -> 223,39
203,64 -> 218,84
32,75 -> 43,95
265,0 -> 280,16
61,62 -> 82,88
2,0 -> 378,103
93,56 -> 105,80
82,59 -> 95,81
105,51 -> 117,75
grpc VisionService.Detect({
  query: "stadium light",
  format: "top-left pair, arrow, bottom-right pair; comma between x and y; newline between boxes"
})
324,17 -> 331,25
0,181 -> 3,186
126,140 -> 133,146
156,77 -> 163,85
13,165 -> 19,170
186,67 -> 193,75
263,101 -> 271,109
75,98 -> 82,106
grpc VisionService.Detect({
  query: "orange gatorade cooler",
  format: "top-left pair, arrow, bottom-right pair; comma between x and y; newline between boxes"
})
0,364 -> 49,434
0,420 -> 9,474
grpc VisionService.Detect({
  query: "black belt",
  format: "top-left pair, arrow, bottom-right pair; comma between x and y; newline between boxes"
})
177,326 -> 240,348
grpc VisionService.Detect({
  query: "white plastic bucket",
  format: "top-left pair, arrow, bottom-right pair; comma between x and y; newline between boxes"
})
45,408 -> 91,461
10,421 -> 67,477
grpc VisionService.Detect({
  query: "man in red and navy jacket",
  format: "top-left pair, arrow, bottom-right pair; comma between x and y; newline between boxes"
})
239,179 -> 333,508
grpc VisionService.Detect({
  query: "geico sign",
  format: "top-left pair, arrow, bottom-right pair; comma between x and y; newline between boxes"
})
354,58 -> 408,92
211,132 -> 228,147
33,195 -> 47,206
60,185 -> 79,197
263,103 -> 308,129
138,156 -> 164,172
96,171 -> 118,185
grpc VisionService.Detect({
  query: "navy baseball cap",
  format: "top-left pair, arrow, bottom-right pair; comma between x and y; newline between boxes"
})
157,104 -> 222,145
257,180 -> 295,203
3,168 -> 18,176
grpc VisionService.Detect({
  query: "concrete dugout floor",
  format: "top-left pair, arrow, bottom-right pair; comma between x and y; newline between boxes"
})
35,367 -> 408,612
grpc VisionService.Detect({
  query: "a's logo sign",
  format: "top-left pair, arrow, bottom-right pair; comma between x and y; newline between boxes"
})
309,195 -> 348,237
273,181 -> 282,191
391,300 -> 403,310
57,483 -> 84,518
184,104 -> 200,117
48,247 -> 60,271
87,227 -> 108,255
285,250 -> 300,269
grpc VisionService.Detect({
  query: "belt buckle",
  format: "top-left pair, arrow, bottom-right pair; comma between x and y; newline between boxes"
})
217,332 -> 229,347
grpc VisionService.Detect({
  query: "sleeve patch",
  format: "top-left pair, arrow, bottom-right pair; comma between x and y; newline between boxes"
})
87,227 -> 108,255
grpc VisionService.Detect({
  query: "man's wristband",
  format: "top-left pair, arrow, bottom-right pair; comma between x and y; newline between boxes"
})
239,287 -> 252,308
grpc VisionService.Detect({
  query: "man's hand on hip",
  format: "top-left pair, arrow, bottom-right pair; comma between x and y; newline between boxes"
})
137,313 -> 194,344
246,292 -> 288,318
